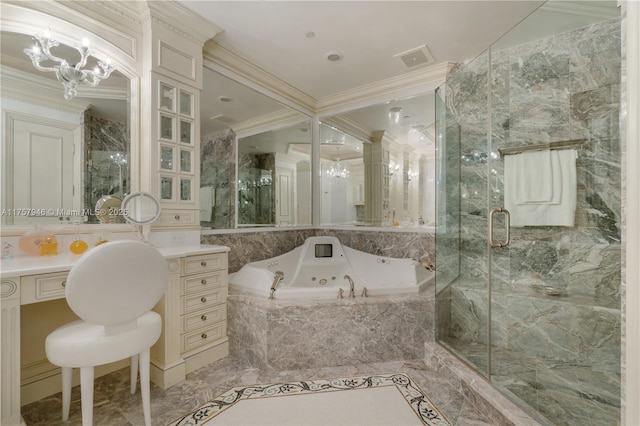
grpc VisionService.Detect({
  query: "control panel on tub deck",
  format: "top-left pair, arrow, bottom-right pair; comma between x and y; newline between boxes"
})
0,244 -> 229,426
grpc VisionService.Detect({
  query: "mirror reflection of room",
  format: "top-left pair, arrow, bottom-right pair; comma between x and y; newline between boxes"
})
199,66 -> 311,229
320,93 -> 436,228
0,30 -> 131,226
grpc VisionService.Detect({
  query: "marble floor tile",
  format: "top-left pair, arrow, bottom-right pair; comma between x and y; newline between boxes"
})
21,357 -> 495,426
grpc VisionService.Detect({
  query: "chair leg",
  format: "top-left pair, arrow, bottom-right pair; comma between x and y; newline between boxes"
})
140,348 -> 152,426
61,367 -> 72,421
130,353 -> 139,394
80,366 -> 94,426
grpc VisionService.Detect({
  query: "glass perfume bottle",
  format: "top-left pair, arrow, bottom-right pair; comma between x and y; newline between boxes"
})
69,221 -> 88,254
39,237 -> 58,256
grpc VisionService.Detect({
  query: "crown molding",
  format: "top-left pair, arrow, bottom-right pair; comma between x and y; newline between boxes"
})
1,66 -> 90,114
232,108 -> 308,137
204,42 -> 317,114
143,1 -> 222,46
321,115 -> 372,144
316,62 -> 452,116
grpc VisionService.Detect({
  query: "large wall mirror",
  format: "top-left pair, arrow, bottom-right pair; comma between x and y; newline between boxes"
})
200,66 -> 312,229
320,92 -> 436,229
1,30 -> 131,227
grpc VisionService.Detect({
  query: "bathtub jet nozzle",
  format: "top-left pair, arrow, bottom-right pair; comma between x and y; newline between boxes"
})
344,275 -> 355,298
269,271 -> 285,299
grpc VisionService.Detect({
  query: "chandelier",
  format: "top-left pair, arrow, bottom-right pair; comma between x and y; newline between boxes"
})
326,147 -> 349,179
24,28 -> 115,100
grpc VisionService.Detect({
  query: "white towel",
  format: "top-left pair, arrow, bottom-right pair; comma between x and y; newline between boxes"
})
513,150 -> 558,204
504,149 -> 577,227
199,186 -> 215,222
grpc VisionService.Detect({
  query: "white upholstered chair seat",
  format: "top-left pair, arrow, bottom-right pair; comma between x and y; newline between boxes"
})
45,312 -> 161,367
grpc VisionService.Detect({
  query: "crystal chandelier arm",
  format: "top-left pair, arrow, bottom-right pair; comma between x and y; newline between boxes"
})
84,60 -> 115,86
34,32 -> 67,65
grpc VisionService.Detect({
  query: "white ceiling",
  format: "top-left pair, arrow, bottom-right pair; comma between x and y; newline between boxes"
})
179,0 -> 546,100
2,1 -> 619,158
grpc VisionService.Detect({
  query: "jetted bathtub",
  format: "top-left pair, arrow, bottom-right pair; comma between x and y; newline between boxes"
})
229,236 -> 434,299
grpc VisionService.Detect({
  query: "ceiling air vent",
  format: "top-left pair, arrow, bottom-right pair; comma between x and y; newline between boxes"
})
394,44 -> 435,69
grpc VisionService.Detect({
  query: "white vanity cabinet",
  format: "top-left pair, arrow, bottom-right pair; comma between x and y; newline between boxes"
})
150,249 -> 231,389
180,253 -> 228,355
0,245 -> 229,426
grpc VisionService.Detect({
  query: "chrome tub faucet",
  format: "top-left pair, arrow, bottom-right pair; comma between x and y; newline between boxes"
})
269,271 -> 284,299
344,275 -> 355,298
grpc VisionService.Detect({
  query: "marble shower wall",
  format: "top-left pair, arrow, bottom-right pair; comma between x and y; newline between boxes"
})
201,129 -> 236,228
201,228 -> 434,273
438,15 -> 621,404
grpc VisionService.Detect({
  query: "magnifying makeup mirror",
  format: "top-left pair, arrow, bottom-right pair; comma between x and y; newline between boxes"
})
121,192 -> 161,242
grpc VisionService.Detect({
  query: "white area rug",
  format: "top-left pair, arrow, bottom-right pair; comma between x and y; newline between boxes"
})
168,372 -> 451,425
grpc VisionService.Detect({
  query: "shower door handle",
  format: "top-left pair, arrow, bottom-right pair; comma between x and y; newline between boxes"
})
488,208 -> 511,248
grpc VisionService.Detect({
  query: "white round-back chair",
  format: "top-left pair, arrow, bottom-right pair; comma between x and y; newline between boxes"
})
45,240 -> 168,426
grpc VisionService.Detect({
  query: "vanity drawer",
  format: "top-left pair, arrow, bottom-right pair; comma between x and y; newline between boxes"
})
21,272 -> 68,304
181,304 -> 227,334
182,271 -> 226,294
157,209 -> 198,227
181,320 -> 227,353
181,287 -> 227,314
183,253 -> 227,275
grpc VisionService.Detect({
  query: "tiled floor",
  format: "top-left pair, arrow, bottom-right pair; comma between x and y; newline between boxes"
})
22,357 -> 494,426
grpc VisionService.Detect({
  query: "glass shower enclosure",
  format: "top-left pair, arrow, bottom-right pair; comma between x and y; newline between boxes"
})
434,2 -> 621,425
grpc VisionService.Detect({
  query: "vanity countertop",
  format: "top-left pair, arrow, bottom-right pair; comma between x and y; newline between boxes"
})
0,244 -> 229,278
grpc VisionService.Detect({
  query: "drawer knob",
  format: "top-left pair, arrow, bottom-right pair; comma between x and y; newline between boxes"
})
201,333 -> 207,339
201,279 -> 207,285
201,297 -> 207,303
200,261 -> 207,267
201,315 -> 207,321
61,280 -> 66,287
174,215 -> 180,220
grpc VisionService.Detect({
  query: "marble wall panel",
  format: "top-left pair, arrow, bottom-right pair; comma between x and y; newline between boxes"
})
83,110 -> 129,218
201,128 -> 236,228
438,19 -> 622,423
203,228 -> 435,274
227,294 -> 434,371
202,229 -> 314,273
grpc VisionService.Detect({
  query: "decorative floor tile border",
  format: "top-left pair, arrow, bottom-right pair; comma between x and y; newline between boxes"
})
168,372 -> 451,425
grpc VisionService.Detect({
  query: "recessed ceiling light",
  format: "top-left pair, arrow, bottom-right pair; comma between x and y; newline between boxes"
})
325,51 -> 343,62
305,31 -> 315,39
218,96 -> 232,102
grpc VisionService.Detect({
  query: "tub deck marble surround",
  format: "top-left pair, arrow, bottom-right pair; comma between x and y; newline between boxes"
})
227,291 -> 435,371
20,356 -> 506,426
